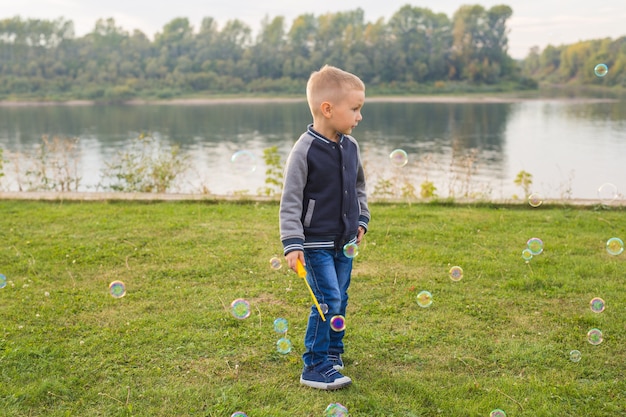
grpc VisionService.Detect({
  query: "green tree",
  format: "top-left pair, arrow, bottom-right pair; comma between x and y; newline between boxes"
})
388,6 -> 452,82
194,17 -> 219,72
313,9 -> 366,67
251,16 -> 287,79
0,5 -> 537,99
283,14 -> 317,79
154,18 -> 194,71
451,4 -> 513,83
361,18 -> 395,83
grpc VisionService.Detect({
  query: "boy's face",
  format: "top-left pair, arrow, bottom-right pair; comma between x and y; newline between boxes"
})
328,89 -> 365,136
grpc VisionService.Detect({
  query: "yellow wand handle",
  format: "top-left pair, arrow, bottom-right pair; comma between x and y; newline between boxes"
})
296,258 -> 326,321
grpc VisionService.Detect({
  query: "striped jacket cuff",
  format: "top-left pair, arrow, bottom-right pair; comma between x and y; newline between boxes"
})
359,215 -> 370,233
282,238 -> 304,255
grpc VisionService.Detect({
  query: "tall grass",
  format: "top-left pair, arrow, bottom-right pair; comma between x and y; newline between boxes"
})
0,200 -> 624,416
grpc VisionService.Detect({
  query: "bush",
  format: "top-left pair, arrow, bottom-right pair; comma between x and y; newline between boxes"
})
23,136 -> 81,192
517,76 -> 539,90
100,133 -> 187,193
104,85 -> 135,101
80,86 -> 106,99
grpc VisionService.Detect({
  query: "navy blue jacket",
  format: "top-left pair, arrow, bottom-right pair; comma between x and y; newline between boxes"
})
280,125 -> 370,255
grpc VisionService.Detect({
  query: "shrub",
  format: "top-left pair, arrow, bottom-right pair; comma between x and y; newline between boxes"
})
23,135 -> 81,192
257,146 -> 283,197
100,133 -> 187,193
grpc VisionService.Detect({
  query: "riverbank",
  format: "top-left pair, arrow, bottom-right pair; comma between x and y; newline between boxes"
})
0,94 -> 620,107
0,190 -> 622,207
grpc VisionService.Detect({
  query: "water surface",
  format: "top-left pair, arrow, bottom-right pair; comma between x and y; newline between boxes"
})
0,99 -> 624,200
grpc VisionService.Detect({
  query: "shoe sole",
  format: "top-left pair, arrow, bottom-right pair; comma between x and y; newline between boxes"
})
300,376 -> 352,390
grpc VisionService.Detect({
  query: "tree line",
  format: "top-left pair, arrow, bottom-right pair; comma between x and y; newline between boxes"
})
0,4 -> 530,100
521,37 -> 626,88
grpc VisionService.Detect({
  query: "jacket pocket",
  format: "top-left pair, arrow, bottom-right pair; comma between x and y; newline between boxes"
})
303,199 -> 316,227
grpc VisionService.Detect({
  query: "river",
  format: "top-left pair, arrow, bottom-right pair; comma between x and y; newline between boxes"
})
0,97 -> 624,202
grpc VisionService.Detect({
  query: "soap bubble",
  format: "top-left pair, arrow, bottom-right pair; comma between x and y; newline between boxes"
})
598,183 -> 618,204
587,328 -> 603,345
389,149 -> 408,167
231,412 -> 248,417
342,242 -> 359,258
325,402 -> 349,416
489,409 -> 506,417
590,297 -> 605,313
416,290 -> 433,308
273,317 -> 288,334
521,248 -> 533,262
449,266 -> 463,281
276,337 -> 292,354
569,350 -> 582,363
330,315 -> 346,332
594,63 -> 608,78
320,303 -> 329,314
606,237 -> 624,256
230,150 -> 257,174
528,193 -> 543,207
230,298 -> 251,319
108,281 -> 126,298
526,237 -> 544,256
0,274 -> 6,289
269,256 -> 282,270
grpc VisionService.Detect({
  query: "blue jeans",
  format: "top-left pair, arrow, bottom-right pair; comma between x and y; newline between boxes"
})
302,248 -> 353,367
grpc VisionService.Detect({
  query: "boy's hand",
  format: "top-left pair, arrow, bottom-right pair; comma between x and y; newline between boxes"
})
285,250 -> 305,273
356,226 -> 366,244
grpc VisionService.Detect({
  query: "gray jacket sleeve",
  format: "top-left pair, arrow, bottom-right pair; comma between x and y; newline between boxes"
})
355,139 -> 370,231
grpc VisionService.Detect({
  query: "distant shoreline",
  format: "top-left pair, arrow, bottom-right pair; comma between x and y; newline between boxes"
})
0,95 -> 619,107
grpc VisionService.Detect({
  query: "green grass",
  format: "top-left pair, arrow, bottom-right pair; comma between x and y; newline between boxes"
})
0,200 -> 625,416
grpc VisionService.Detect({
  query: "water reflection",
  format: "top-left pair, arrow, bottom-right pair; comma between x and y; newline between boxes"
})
561,100 -> 626,126
0,102 -> 310,147
357,102 -> 512,198
0,99 -> 624,199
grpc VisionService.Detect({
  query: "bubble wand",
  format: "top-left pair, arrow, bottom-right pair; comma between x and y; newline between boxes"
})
296,258 -> 326,321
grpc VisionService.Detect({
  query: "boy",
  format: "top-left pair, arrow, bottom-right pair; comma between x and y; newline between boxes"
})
279,65 -> 370,390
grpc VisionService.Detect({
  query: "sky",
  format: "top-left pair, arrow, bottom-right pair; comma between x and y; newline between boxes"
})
1,0 -> 625,59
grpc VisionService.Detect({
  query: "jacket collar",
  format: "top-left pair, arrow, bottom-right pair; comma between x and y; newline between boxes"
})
307,124 -> 344,144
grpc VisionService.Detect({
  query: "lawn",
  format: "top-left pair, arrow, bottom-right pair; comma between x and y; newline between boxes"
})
0,199 -> 624,416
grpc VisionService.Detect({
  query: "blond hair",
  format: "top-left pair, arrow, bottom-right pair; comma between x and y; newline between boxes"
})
306,65 -> 365,117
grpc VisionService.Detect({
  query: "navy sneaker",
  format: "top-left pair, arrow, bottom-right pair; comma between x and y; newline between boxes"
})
328,353 -> 344,371
300,362 -> 352,390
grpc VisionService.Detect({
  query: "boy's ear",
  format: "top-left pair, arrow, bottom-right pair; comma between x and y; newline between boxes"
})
320,101 -> 332,118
